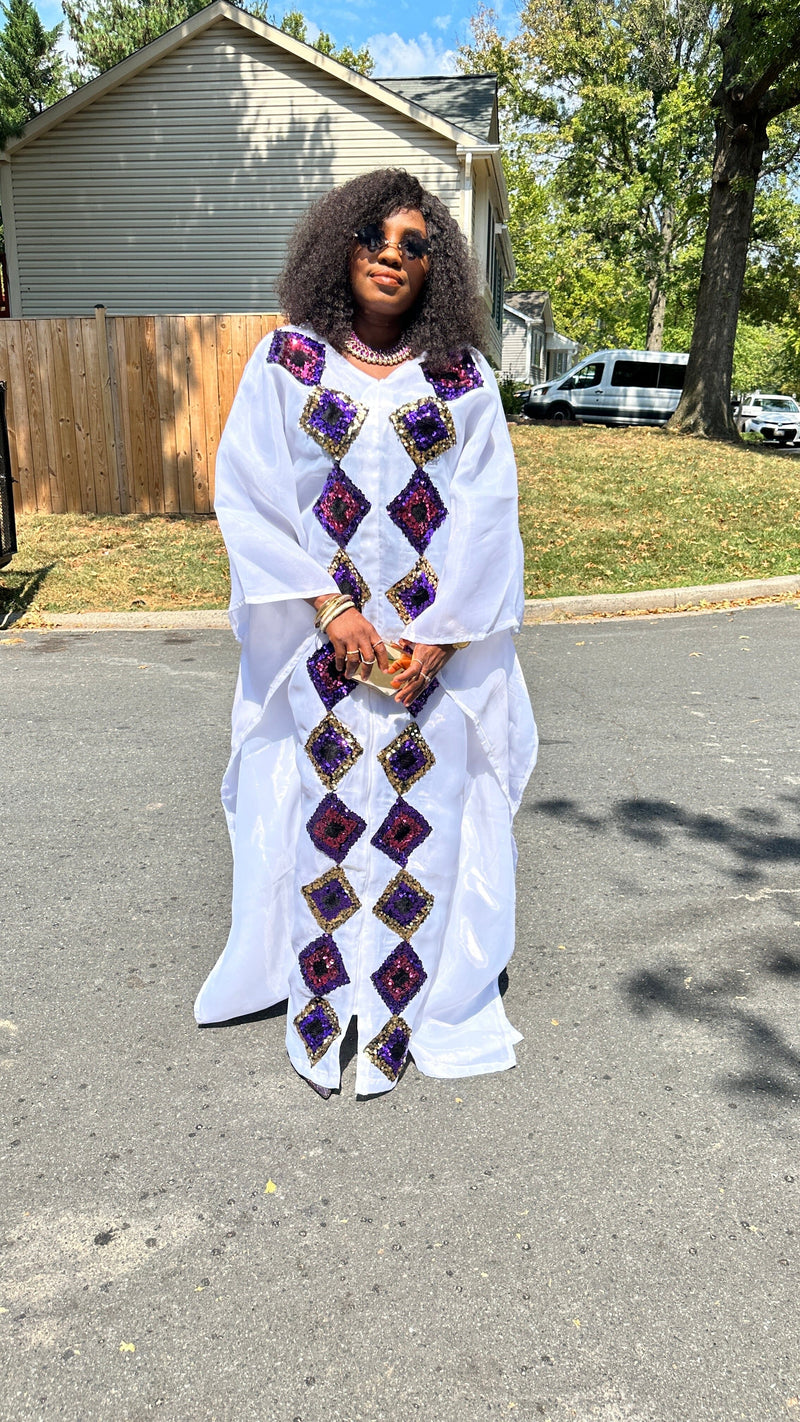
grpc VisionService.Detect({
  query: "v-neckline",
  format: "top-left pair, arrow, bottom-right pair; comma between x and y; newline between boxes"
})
327,343 -> 423,391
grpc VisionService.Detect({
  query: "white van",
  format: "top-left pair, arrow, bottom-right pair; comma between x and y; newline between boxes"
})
522,349 -> 689,426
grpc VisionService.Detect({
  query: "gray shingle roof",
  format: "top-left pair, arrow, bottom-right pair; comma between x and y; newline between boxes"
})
505,291 -> 549,321
375,74 -> 498,143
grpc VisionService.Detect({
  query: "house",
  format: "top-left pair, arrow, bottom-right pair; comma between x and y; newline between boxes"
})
503,291 -> 579,383
0,1 -> 513,363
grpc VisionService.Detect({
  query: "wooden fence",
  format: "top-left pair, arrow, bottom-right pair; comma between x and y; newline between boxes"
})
0,309 -> 282,515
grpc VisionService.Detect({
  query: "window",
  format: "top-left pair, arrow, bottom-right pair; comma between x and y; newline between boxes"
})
611,359 -> 661,388
658,364 -> 687,390
563,362 -> 602,389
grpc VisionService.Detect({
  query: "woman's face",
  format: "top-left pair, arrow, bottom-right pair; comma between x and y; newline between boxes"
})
349,207 -> 430,325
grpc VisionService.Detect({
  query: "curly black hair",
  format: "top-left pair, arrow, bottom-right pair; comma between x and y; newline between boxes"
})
276,168 -> 487,368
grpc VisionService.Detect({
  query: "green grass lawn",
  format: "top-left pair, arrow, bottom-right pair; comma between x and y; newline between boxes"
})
1,426 -> 797,623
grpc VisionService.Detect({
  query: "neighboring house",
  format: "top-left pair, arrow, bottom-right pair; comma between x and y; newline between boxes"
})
0,1 -> 513,363
503,291 -> 580,383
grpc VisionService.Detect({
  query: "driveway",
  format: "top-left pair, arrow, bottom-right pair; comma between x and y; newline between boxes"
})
1,607 -> 798,1421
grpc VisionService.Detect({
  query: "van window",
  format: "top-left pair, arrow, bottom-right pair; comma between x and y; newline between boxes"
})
658,364 -> 687,391
611,359 -> 661,388
562,362 -> 602,390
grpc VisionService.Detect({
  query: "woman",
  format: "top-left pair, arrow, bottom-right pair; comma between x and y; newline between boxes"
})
194,169 -> 537,1097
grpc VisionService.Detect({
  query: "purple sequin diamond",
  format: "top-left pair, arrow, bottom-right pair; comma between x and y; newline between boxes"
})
298,934 -> 350,995
371,797 -> 431,867
329,550 -> 370,611
306,644 -> 356,711
365,1015 -> 412,1082
267,329 -> 325,386
422,350 -> 484,401
300,387 -> 367,460
390,397 -> 456,464
373,870 -> 434,938
313,468 -> 371,548
302,866 -> 361,931
305,712 -> 363,790
371,942 -> 427,1012
386,559 -> 438,625
294,996 -> 340,1066
307,792 -> 366,863
386,468 -> 448,554
407,676 -> 440,719
377,723 -> 436,793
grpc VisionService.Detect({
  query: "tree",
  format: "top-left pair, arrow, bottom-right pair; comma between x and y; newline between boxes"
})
0,0 -> 66,142
668,2 -> 800,438
64,0 -> 373,82
460,0 -> 717,350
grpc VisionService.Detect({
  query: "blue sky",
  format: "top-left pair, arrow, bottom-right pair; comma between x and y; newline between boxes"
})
34,0 -> 517,77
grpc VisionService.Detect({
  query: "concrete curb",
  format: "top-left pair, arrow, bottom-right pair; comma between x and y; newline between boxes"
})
10,574 -> 799,630
522,573 -> 800,623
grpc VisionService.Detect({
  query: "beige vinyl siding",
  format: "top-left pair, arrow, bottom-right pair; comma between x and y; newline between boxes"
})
502,312 -> 528,380
9,20 -> 462,316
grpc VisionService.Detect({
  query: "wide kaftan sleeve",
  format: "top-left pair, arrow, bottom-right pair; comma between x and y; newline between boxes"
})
408,351 -> 524,648
408,352 -> 537,814
214,338 -> 338,756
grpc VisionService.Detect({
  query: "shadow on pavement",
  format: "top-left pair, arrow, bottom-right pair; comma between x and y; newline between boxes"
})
625,955 -> 800,1103
0,563 -> 56,628
527,791 -> 800,886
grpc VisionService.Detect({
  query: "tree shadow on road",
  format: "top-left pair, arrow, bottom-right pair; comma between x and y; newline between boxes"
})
527,790 -> 800,887
624,952 -> 800,1103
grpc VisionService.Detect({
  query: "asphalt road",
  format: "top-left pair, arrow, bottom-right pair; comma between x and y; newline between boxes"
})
1,607 -> 799,1422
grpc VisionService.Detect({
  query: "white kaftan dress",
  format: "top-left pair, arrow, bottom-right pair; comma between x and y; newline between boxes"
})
194,326 -> 537,1095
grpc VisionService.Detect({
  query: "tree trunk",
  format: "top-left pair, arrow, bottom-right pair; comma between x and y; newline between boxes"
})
646,205 -> 674,352
667,99 -> 768,439
646,280 -> 668,351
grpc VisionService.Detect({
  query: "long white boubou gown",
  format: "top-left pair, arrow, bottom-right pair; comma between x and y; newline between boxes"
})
194,326 -> 538,1095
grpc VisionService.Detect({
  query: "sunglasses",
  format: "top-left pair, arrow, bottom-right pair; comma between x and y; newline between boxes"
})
353,223 -> 431,261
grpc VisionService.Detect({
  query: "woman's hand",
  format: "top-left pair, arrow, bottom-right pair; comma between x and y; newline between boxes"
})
324,607 -> 391,677
391,641 -> 454,708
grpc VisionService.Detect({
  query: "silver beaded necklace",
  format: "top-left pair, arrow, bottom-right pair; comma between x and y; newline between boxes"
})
343,330 -> 412,367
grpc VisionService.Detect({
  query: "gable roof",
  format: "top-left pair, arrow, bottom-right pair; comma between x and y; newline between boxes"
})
377,75 -> 498,144
2,0 -> 497,159
505,291 -> 551,322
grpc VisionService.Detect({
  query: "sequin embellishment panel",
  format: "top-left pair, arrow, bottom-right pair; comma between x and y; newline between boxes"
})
422,350 -> 484,401
306,792 -> 366,863
267,329 -> 325,386
302,867 -> 361,931
313,468 -> 371,548
307,644 -> 356,712
377,723 -> 436,794
373,870 -> 434,938
365,1015 -> 412,1081
299,934 -> 351,995
294,996 -> 340,1065
390,397 -> 456,464
386,558 -> 438,625
371,797 -> 432,867
407,676 -> 440,718
371,942 -> 427,1013
328,550 -> 370,611
299,387 -> 367,461
305,712 -> 363,790
386,467 -> 448,555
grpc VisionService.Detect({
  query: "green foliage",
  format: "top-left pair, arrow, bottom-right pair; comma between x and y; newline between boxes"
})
461,0 -> 800,364
64,0 -> 373,82
63,0 -> 207,80
0,0 -> 66,141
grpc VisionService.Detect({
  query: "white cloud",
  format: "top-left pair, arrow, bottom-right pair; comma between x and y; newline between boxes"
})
433,13 -> 452,30
367,31 -> 458,76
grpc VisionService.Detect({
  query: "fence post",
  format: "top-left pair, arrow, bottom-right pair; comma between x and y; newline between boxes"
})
94,304 -> 128,514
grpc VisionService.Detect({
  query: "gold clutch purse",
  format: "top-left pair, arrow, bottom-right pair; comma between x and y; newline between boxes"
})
347,642 -> 412,695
